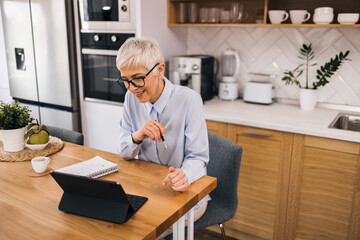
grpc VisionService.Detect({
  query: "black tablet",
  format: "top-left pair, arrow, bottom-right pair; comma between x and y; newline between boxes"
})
51,171 -> 148,223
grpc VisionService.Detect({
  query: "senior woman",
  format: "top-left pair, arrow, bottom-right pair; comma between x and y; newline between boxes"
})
116,37 -> 210,237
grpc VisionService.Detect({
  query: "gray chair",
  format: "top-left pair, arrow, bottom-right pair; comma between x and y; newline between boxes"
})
193,131 -> 242,239
46,125 -> 84,145
165,131 -> 242,240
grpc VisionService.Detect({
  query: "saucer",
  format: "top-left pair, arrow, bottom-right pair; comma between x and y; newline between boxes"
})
27,167 -> 53,177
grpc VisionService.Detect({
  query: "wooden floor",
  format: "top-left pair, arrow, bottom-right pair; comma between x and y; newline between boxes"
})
195,229 -> 238,240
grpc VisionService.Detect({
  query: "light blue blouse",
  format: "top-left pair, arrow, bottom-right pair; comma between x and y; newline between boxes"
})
117,77 -> 210,212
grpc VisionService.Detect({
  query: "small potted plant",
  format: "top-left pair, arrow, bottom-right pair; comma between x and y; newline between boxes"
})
0,101 -> 34,152
282,43 -> 350,110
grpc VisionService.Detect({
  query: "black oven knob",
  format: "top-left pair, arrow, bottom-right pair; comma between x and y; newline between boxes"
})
93,34 -> 100,42
121,5 -> 127,12
111,35 -> 117,42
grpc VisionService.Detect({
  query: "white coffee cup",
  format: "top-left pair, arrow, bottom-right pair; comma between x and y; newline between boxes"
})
290,10 -> 311,24
314,7 -> 333,14
268,10 -> 289,24
313,12 -> 334,24
31,156 -> 50,173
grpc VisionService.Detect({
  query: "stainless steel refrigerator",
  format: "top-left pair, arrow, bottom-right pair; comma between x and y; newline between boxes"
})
0,0 -> 80,131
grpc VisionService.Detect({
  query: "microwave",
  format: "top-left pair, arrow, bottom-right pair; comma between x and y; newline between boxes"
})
79,0 -> 136,31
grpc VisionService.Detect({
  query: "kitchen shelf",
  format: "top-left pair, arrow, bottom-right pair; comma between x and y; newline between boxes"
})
168,0 -> 360,28
168,23 -> 360,27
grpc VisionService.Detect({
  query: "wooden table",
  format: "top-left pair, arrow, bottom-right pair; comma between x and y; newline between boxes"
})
0,142 -> 216,240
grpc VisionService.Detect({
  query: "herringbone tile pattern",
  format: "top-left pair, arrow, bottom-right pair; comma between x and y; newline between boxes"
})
187,27 -> 360,106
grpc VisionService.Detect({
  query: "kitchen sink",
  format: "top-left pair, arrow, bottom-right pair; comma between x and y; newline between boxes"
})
328,112 -> 360,132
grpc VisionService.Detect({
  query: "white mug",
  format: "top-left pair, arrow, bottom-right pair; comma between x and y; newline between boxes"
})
290,10 -> 311,24
31,156 -> 50,173
268,10 -> 289,24
314,7 -> 333,14
313,12 -> 334,24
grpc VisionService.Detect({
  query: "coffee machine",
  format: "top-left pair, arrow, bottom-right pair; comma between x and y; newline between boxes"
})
170,55 -> 217,101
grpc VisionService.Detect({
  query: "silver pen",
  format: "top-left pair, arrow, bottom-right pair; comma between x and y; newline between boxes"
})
160,132 -> 168,149
156,120 -> 167,149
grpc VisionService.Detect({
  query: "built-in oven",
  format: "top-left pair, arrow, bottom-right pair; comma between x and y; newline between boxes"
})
81,32 -> 134,104
78,0 -> 136,31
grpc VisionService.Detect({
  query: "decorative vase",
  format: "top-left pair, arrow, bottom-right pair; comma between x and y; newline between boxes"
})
299,88 -> 317,111
0,127 -> 26,152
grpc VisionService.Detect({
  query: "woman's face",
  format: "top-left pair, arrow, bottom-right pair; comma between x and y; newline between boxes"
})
120,63 -> 165,104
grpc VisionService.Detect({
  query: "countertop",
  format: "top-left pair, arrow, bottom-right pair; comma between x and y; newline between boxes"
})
203,98 -> 360,143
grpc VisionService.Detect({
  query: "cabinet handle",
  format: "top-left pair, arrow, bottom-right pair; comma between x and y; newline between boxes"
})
243,130 -> 272,137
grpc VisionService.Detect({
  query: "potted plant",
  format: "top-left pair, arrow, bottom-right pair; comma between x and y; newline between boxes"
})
0,101 -> 34,152
282,43 -> 351,110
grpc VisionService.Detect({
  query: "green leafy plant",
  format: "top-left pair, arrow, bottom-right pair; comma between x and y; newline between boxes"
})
0,101 -> 34,130
282,43 -> 351,89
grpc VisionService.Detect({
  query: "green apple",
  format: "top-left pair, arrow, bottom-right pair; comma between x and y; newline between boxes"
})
29,130 -> 49,144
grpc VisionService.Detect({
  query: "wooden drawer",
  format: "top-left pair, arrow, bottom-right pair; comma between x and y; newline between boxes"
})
228,124 -> 283,143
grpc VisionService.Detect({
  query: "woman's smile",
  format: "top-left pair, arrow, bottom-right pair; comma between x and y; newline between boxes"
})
133,90 -> 145,98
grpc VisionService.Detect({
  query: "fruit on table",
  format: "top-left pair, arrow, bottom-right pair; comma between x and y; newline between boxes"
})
29,130 -> 49,144
25,122 -> 49,145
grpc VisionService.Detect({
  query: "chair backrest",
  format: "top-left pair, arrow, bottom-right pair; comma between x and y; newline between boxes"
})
207,131 -> 242,215
46,125 -> 84,145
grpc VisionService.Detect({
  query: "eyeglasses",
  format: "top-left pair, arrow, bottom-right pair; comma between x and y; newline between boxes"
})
116,63 -> 159,89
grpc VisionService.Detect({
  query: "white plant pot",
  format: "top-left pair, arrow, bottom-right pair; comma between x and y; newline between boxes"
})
0,127 -> 26,152
299,88 -> 318,111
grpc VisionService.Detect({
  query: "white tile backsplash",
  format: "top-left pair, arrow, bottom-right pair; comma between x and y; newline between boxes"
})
187,27 -> 360,106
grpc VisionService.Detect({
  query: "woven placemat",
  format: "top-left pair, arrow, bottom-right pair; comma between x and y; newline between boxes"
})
0,137 -> 64,162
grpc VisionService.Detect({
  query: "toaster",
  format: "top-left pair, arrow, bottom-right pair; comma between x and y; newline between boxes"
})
243,81 -> 274,105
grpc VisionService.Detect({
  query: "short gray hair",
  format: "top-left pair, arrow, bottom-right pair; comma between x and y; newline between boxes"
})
116,37 -> 164,72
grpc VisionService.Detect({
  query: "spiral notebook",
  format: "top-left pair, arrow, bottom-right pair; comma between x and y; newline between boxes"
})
55,156 -> 118,178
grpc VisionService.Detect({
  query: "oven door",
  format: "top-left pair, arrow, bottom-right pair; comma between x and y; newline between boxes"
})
82,48 -> 126,104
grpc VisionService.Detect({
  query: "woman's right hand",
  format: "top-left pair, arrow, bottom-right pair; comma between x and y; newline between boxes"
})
132,120 -> 166,143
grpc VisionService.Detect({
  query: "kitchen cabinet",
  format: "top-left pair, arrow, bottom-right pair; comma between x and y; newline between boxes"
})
206,120 -> 227,138
286,134 -> 360,240
226,124 -> 293,240
205,120 -> 360,240
167,0 -> 360,27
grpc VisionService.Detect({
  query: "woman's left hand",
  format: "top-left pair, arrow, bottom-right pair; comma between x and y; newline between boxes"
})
162,166 -> 189,192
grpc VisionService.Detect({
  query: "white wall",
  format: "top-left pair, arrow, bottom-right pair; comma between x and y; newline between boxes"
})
187,27 -> 360,106
0,4 -> 12,102
138,0 -> 187,61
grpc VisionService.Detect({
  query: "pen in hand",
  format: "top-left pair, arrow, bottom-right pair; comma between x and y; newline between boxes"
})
155,120 -> 167,149
160,132 -> 168,149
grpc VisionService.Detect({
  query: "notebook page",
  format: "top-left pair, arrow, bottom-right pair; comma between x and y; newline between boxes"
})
55,156 -> 118,178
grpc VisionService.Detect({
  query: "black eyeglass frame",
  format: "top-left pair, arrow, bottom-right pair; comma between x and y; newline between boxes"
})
116,63 -> 160,89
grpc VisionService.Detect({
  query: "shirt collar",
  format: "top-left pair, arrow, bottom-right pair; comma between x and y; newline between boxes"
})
145,77 -> 174,115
